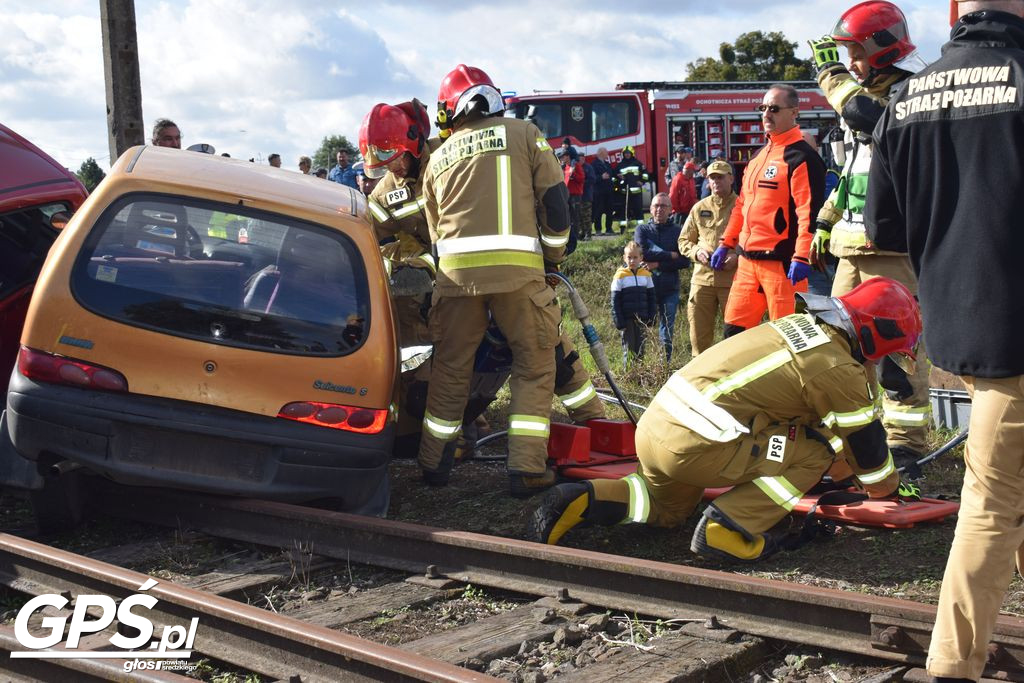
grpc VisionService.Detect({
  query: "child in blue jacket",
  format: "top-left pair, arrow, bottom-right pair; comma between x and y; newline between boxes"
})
611,241 -> 656,367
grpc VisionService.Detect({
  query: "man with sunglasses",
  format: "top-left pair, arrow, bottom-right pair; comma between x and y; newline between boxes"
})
711,84 -> 826,337
807,2 -> 932,473
867,3 -> 1024,681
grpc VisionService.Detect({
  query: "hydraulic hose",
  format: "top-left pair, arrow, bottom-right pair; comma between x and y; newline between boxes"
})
898,428 -> 968,476
548,271 -> 638,425
596,389 -> 648,415
470,272 -> 640,460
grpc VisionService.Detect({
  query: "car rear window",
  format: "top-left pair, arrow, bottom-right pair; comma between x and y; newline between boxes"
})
71,193 -> 370,356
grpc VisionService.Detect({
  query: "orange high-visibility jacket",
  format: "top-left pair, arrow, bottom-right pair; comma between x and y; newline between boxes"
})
720,126 -> 825,264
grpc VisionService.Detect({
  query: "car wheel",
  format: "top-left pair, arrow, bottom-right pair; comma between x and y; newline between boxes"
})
29,468 -> 87,535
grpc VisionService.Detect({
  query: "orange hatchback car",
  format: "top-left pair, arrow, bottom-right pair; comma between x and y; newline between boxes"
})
1,147 -> 398,529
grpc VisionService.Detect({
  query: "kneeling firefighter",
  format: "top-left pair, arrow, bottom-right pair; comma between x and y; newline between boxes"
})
361,97 -> 440,350
529,277 -> 922,562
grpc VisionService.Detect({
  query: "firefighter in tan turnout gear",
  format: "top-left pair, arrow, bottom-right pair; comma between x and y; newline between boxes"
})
419,64 -> 572,497
807,2 -> 933,468
361,98 -> 440,348
678,159 -> 738,356
360,96 -> 602,462
530,278 -> 923,561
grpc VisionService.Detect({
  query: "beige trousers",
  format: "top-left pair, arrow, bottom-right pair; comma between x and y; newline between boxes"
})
555,331 -> 605,423
687,283 -> 731,356
927,375 -> 1024,681
419,280 -> 560,474
589,419 -> 832,534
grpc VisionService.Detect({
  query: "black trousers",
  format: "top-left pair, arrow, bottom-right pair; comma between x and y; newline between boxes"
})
592,188 -> 613,233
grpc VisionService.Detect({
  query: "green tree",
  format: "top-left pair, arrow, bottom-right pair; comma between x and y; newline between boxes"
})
312,134 -> 359,171
685,31 -> 814,82
75,157 -> 106,193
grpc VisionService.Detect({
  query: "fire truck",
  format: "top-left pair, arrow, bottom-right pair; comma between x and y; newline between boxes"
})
504,80 -> 840,193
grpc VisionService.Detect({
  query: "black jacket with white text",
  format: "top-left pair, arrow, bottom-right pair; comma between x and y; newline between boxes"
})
865,10 -> 1024,378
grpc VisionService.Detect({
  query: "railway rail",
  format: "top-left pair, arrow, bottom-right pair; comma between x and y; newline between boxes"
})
0,531 -> 490,682
86,482 -> 1024,680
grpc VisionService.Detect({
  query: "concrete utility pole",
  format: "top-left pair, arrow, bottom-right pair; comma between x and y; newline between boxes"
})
100,0 -> 145,163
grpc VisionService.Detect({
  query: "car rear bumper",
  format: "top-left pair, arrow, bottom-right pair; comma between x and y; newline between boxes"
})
4,371 -> 393,515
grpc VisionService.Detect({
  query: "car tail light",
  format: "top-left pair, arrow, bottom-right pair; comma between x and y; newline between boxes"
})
278,401 -> 388,434
18,346 -> 129,392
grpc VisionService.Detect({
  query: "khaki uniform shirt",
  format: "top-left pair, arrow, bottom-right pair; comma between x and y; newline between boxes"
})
422,116 -> 568,297
367,138 -> 442,250
679,191 -> 738,287
644,316 -> 898,497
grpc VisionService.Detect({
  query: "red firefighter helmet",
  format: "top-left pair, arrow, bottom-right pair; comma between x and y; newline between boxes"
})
835,277 -> 922,368
831,1 -> 916,70
358,99 -> 431,179
436,64 -> 504,137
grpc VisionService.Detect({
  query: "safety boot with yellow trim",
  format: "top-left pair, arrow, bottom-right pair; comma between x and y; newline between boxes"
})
527,482 -> 591,544
508,467 -> 557,499
527,481 -> 631,543
690,508 -> 780,563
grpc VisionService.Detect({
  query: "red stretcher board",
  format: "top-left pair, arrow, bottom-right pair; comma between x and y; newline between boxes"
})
548,421 -> 960,529
701,486 -> 959,529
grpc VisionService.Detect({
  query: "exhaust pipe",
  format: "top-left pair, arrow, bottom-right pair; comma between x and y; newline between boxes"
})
49,460 -> 83,476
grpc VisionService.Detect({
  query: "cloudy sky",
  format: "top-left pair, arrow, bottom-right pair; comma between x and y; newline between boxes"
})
1,0 -> 951,175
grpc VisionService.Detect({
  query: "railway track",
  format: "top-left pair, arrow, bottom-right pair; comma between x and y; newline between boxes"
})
82,482 -> 1020,680
0,531 -> 489,682
2,481 -> 1020,681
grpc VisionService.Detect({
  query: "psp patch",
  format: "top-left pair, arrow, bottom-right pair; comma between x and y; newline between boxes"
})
767,434 -> 786,463
770,314 -> 830,354
385,187 -> 410,205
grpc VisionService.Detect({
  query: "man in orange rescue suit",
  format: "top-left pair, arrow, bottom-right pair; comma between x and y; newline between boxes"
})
679,159 -> 738,356
711,84 -> 826,337
419,64 -> 571,497
530,277 -> 922,562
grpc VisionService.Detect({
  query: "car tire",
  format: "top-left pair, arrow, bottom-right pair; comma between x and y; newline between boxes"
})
30,468 -> 87,535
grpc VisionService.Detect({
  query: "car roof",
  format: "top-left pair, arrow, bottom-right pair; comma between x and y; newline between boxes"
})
0,123 -> 87,209
119,146 -> 363,219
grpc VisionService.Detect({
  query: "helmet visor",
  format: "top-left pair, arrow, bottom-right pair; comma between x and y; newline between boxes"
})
886,351 -> 916,376
886,338 -> 919,376
363,144 -> 401,179
454,84 -> 505,118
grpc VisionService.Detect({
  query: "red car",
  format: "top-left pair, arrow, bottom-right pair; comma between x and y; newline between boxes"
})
0,123 -> 88,395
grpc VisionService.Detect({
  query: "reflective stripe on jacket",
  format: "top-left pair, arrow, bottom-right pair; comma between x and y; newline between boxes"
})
367,138 -> 442,250
644,316 -> 896,494
423,117 -> 568,296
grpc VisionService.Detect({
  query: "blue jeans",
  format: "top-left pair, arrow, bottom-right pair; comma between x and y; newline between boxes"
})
806,257 -> 837,297
657,290 -> 680,360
